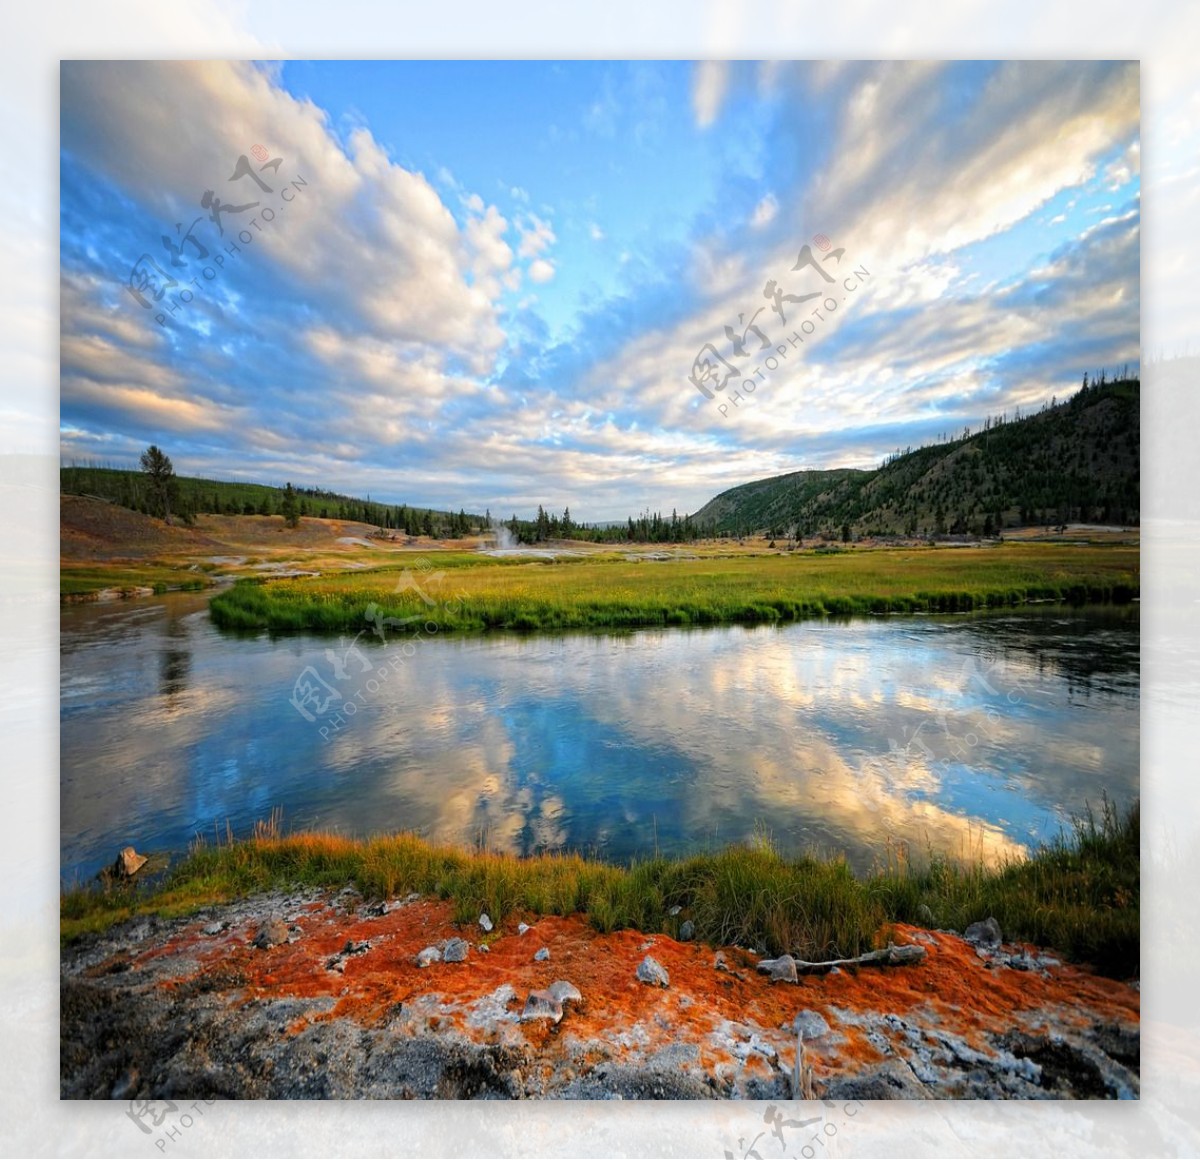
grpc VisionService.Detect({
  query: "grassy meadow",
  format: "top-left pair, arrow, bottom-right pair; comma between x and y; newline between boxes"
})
209,542 -> 1140,634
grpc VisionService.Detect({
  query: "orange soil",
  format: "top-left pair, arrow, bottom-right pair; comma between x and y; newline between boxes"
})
142,897 -> 1138,1084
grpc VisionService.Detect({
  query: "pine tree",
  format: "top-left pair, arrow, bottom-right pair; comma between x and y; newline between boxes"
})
139,445 -> 177,524
281,482 -> 300,528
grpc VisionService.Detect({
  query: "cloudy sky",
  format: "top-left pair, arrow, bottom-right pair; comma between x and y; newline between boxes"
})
59,60 -> 1139,521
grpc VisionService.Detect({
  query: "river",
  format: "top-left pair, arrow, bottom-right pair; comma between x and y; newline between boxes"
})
60,594 -> 1138,882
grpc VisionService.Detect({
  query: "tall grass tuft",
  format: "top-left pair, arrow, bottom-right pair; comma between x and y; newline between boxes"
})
61,799 -> 1139,977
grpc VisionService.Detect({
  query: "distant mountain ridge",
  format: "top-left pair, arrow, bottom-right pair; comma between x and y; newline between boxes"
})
690,376 -> 1139,538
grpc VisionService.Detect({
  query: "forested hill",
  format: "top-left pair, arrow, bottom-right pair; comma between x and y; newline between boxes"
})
691,376 -> 1139,538
59,465 -> 484,538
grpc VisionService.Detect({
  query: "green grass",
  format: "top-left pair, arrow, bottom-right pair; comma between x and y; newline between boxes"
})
62,799 -> 1139,977
61,564 -> 213,598
208,543 -> 1139,635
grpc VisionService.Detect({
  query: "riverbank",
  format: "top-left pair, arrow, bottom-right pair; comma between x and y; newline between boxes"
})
61,807 -> 1138,1101
61,885 -> 1139,1101
209,542 -> 1139,634
62,800 -> 1138,976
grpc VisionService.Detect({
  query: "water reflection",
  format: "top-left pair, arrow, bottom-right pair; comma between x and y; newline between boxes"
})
60,596 -> 1138,881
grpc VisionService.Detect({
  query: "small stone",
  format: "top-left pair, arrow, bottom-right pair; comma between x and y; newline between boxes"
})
416,945 -> 441,968
325,956 -> 345,973
203,921 -> 225,936
114,846 -> 148,878
518,922 -> 530,935
964,916 -> 1003,948
916,903 -> 934,925
443,937 -> 470,963
479,913 -> 493,932
637,955 -> 670,987
252,918 -> 289,949
794,1009 -> 832,1039
342,939 -> 371,956
478,943 -> 490,953
534,947 -> 550,962
713,952 -> 729,972
547,980 -> 582,1006
679,920 -> 695,942
668,905 -> 682,916
521,990 -> 564,1023
364,900 -> 390,917
756,954 -> 798,983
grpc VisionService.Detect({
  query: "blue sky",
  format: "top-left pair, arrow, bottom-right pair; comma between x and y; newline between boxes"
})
59,60 -> 1140,520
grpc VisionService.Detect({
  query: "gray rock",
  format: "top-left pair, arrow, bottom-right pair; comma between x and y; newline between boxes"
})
794,1009 -> 831,1040
547,980 -> 582,1006
679,920 -> 695,941
964,916 -> 1003,948
415,945 -> 441,968
916,903 -> 934,925
203,921 -> 226,936
534,947 -> 550,962
636,955 -> 670,987
713,952 -> 729,972
342,939 -> 371,956
252,918 -> 289,949
518,922 -> 530,935
479,913 -> 493,932
442,937 -> 470,963
364,900 -> 390,917
756,954 -> 799,983
668,905 -> 682,916
477,943 -> 490,953
521,990 -> 564,1023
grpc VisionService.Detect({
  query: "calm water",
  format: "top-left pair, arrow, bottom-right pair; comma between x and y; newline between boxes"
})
60,594 -> 1138,882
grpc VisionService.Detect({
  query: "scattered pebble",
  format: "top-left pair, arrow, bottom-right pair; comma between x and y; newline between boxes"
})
534,947 -> 550,962
521,990 -> 564,1024
637,955 -> 670,988
964,916 -> 1003,948
794,1009 -> 832,1039
679,920 -> 695,942
443,938 -> 470,963
252,918 -> 289,950
756,954 -> 798,984
416,946 -> 441,968
547,980 -> 582,1005
479,913 -> 493,932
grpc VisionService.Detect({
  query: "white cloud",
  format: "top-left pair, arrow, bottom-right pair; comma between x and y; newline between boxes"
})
517,213 -> 556,259
528,258 -> 556,284
692,60 -> 729,129
750,193 -> 778,228
60,60 -> 509,370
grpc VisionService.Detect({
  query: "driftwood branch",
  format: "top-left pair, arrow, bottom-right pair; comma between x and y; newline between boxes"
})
793,943 -> 926,973
759,942 -> 927,983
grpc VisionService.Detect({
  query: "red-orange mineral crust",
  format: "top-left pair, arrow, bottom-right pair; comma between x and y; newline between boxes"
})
60,889 -> 1139,1100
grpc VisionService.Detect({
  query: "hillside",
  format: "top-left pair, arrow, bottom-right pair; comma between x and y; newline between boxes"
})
60,466 -> 484,538
692,377 -> 1139,538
